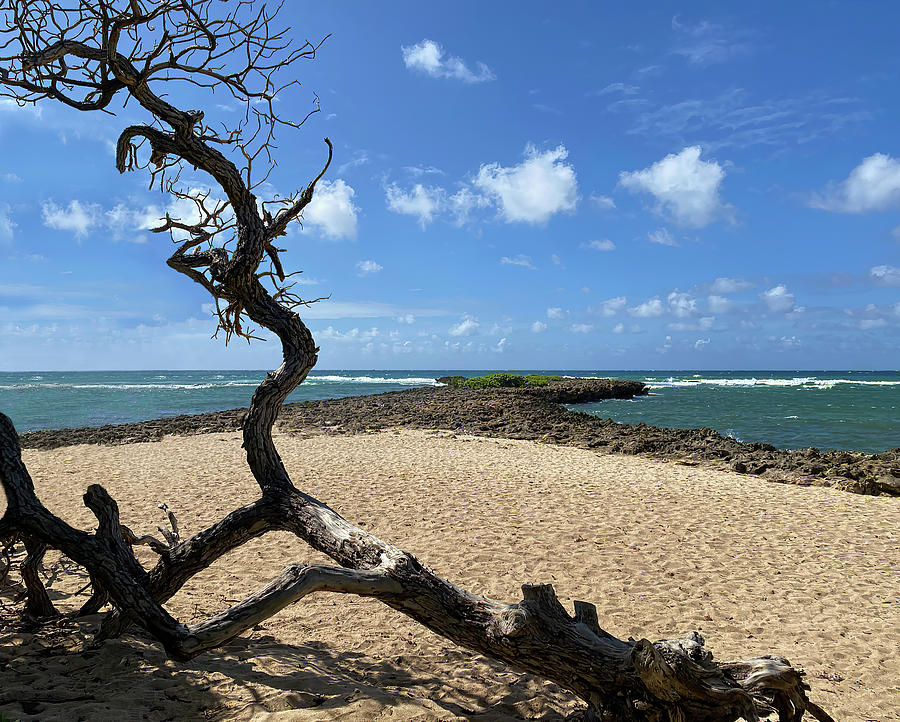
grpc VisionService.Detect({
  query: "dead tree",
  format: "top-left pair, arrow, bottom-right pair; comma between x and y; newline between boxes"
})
0,3 -> 833,720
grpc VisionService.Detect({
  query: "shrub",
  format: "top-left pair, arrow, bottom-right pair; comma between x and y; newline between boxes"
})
458,373 -> 525,389
448,373 -> 565,389
523,374 -> 564,386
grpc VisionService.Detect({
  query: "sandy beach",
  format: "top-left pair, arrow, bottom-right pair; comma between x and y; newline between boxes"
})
2,428 -> 899,721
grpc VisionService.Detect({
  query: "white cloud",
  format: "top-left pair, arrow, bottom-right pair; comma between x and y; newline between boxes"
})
619,146 -> 728,227
570,323 -> 593,333
448,186 -> 489,225
593,82 -> 639,96
590,193 -> 616,210
337,151 -> 370,176
401,39 -> 495,83
0,206 -> 14,242
612,323 -> 625,333
474,144 -> 579,225
629,298 -> 665,318
582,239 -> 616,251
546,307 -> 567,319
670,316 -> 715,331
667,291 -> 697,317
811,154 -> 900,213
694,337 -> 711,350
869,264 -> 900,286
449,315 -> 479,336
859,318 -> 887,330
671,17 -> 753,66
551,253 -> 564,267
531,320 -> 547,333
593,296 -> 627,317
301,179 -> 359,240
396,314 -> 415,324
761,284 -> 795,313
356,260 -> 382,276
385,183 -> 444,228
493,337 -> 508,353
318,326 -> 380,342
707,295 -> 733,314
3,173 -> 22,183
711,276 -> 752,294
42,200 -> 100,238
500,254 -> 536,269
648,228 -> 678,246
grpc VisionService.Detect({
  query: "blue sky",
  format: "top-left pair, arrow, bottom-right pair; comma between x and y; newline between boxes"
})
1,1 -> 899,370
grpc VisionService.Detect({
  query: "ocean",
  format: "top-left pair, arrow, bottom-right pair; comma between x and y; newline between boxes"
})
1,370 -> 898,454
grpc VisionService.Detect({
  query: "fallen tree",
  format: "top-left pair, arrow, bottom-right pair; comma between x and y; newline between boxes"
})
0,2 -> 833,719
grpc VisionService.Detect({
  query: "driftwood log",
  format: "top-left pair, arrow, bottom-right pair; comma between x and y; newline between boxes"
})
0,2 -> 833,720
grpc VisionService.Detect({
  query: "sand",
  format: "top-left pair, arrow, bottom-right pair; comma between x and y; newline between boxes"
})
2,429 -> 898,721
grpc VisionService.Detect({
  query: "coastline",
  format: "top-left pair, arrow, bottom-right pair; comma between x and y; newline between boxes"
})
16,378 -> 900,496
5,427 -> 899,720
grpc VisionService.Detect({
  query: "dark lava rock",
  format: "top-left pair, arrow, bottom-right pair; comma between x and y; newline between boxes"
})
16,378 -> 900,497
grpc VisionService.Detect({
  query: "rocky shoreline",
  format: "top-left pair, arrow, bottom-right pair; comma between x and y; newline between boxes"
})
17,378 -> 900,496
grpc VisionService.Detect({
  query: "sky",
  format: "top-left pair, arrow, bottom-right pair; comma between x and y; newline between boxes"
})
1,1 -> 899,371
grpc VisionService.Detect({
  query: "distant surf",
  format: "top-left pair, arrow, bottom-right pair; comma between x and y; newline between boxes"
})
1,369 -> 897,453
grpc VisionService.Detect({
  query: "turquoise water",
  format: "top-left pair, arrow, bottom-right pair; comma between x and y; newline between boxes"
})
1,370 -> 898,453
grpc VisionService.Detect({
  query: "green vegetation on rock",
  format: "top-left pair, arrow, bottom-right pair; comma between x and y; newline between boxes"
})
437,373 -> 565,389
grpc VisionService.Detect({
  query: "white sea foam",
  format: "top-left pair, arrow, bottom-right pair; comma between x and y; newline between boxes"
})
307,375 -> 437,385
0,382 -> 260,390
646,377 -> 900,390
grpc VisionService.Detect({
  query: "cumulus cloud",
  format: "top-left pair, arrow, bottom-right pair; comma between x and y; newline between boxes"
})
385,183 -> 444,228
612,323 -> 625,333
619,146 -> 728,227
546,307 -> 567,319
356,260 -> 382,276
811,153 -> 900,213
593,296 -> 627,316
707,295 -> 733,314
648,228 -> 678,246
318,326 -> 380,342
570,323 -> 593,333
474,144 -> 579,225
500,254 -> 536,269
302,179 -> 359,240
869,264 -> 900,286
667,291 -> 697,317
761,284 -> 795,313
582,239 -> 615,251
531,320 -> 547,333
42,200 -> 100,238
396,314 -> 415,324
387,144 -> 578,228
629,298 -> 665,318
449,315 -> 479,336
401,39 -> 495,83
42,196 -> 231,244
711,276 -> 752,294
